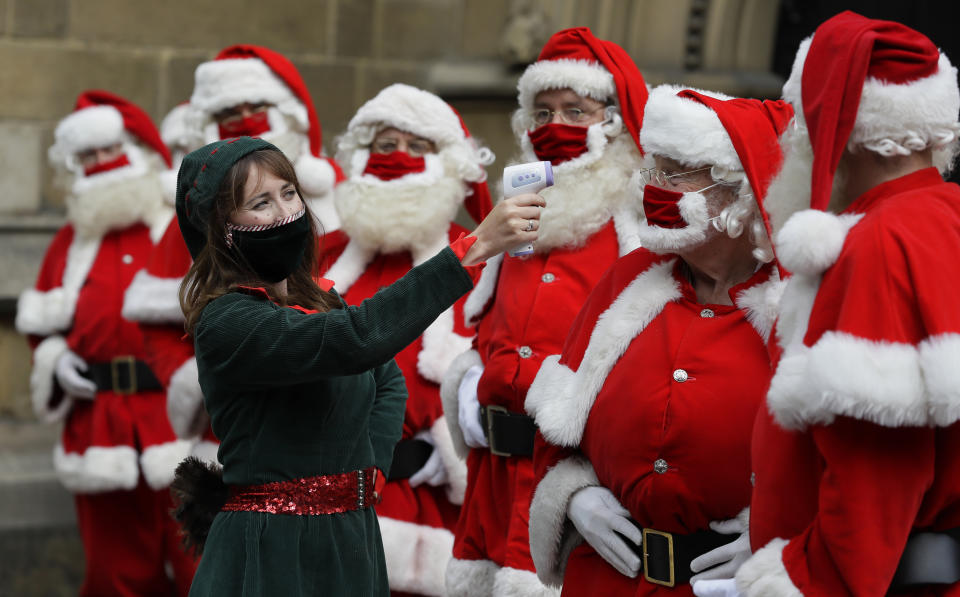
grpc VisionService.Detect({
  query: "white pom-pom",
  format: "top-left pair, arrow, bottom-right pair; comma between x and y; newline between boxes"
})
775,210 -> 851,276
295,153 -> 336,198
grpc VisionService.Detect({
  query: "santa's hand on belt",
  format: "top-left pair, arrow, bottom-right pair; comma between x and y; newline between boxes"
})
568,485 -> 642,578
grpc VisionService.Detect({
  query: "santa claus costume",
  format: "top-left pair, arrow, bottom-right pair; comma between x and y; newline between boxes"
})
122,45 -> 344,466
326,83 -> 494,596
524,86 -> 793,597
440,27 -> 649,596
732,12 -> 960,597
15,91 -> 197,596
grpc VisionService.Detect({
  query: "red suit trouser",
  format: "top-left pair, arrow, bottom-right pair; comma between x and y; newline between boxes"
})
453,448 -> 536,573
74,479 -> 198,597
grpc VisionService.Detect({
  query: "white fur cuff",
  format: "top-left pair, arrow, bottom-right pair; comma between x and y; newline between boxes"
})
446,557 -> 499,597
440,349 -> 482,459
528,455 -> 599,587
493,566 -> 561,597
140,439 -> 193,490
54,443 -> 139,493
735,538 -> 802,597
380,516 -> 455,596
430,417 -> 468,505
30,335 -> 73,423
167,357 -> 207,439
16,288 -> 76,336
121,270 -> 184,324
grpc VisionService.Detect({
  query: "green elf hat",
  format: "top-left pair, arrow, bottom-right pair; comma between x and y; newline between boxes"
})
176,136 -> 276,258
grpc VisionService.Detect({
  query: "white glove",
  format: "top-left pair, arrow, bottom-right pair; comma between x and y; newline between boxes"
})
692,578 -> 744,597
457,365 -> 488,448
690,516 -> 751,582
567,486 -> 642,578
408,431 -> 448,488
55,350 -> 96,399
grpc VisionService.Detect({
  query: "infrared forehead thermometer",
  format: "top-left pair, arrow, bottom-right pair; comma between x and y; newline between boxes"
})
503,161 -> 554,257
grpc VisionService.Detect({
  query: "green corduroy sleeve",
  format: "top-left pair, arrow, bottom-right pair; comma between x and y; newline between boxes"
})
195,247 -> 473,390
367,359 -> 407,476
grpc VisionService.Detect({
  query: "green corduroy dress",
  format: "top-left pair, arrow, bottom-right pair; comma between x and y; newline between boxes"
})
187,247 -> 473,597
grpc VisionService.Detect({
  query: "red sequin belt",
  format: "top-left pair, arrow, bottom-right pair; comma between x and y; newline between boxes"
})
222,468 -> 382,515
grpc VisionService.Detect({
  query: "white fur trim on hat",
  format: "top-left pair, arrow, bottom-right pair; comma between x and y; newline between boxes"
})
440,348 -> 482,460
445,557 -> 498,597
295,152 -> 336,197
348,83 -> 466,147
640,85 -> 740,171
29,335 -> 73,424
525,259 -> 680,447
54,443 -> 140,493
121,270 -> 184,324
167,357 -> 208,439
140,438 -> 193,490
528,454 -> 598,587
775,210 -> 863,276
784,36 -> 960,154
51,105 -> 125,160
517,59 -> 615,112
191,57 -> 308,128
379,515 -> 455,596
735,538 -> 802,597
492,566 -> 560,597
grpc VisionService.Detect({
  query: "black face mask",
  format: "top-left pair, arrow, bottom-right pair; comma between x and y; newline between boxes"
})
229,209 -> 311,283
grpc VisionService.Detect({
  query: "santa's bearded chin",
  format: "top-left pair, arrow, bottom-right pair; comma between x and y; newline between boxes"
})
335,153 -> 464,254
66,171 -> 166,239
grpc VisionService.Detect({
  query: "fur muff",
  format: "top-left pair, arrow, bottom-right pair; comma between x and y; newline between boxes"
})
170,456 -> 228,555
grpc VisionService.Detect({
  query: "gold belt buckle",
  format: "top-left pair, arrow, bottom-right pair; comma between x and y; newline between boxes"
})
642,528 -> 676,588
485,405 -> 510,457
110,356 -> 137,395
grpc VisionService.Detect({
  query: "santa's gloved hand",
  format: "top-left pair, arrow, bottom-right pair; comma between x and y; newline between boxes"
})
690,514 -> 751,582
692,579 -> 744,597
457,365 -> 488,448
567,486 -> 642,578
408,431 -> 447,487
55,350 -> 96,399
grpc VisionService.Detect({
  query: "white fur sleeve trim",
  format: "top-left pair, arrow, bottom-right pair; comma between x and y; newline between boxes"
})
430,417 -> 467,505
121,270 -> 185,323
734,269 -> 785,344
528,455 -> 598,588
463,253 -> 502,326
527,260 -> 680,447
140,439 -> 193,490
30,335 -> 73,423
167,357 -> 207,438
440,349 -> 483,459
446,557 -> 499,597
54,443 -> 139,493
379,515 -> 455,596
16,288 -> 76,336
735,538 -> 802,597
919,333 -> 960,426
418,308 -> 474,385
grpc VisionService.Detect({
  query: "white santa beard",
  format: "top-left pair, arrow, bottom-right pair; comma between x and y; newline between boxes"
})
335,155 -> 464,254
66,171 -> 166,240
531,132 -> 639,252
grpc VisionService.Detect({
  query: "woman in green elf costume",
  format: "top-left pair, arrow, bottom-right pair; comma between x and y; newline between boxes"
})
170,136 -> 543,596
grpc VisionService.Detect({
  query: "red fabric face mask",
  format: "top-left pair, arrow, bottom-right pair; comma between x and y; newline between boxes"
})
83,154 -> 131,177
363,151 -> 427,181
218,110 -> 271,139
643,184 -> 686,229
528,123 -> 589,165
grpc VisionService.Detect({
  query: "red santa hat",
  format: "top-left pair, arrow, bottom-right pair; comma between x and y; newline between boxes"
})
516,27 -> 648,153
344,83 -> 493,223
50,90 -> 171,168
190,44 -> 343,196
783,10 -> 959,212
641,85 -> 794,236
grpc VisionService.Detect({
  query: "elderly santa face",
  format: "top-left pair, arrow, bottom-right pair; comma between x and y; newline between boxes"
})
531,88 -> 607,129
214,102 -> 273,139
371,127 -> 437,157
76,143 -> 125,173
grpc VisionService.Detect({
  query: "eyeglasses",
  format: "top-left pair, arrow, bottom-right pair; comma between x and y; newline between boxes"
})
639,166 -> 714,187
531,106 -> 605,126
371,136 -> 436,158
215,103 -> 269,126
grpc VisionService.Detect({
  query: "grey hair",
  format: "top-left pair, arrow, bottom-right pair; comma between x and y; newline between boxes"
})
707,165 -> 775,263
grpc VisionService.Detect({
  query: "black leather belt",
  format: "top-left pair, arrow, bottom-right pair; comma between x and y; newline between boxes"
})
891,528 -> 960,590
617,522 -> 730,588
478,405 -> 536,457
386,438 -> 434,481
84,357 -> 162,395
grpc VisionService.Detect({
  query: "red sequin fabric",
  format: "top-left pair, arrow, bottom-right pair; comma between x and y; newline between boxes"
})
222,468 -> 379,515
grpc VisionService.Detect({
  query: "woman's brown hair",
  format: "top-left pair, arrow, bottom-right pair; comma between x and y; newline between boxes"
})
179,148 -> 341,334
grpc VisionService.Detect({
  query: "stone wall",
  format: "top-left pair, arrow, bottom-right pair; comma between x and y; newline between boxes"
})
0,0 -> 782,417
